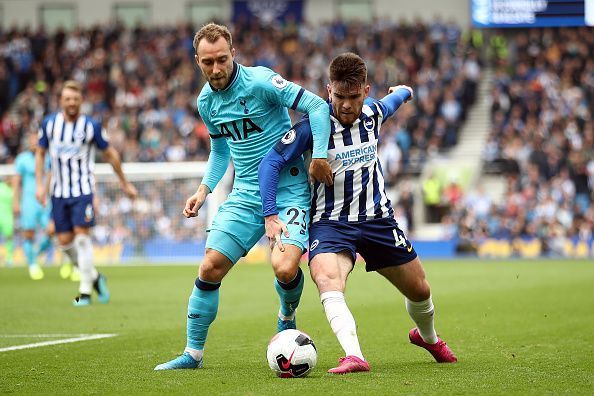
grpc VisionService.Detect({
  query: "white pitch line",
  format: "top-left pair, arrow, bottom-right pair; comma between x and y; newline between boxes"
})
0,334 -> 96,338
0,334 -> 117,353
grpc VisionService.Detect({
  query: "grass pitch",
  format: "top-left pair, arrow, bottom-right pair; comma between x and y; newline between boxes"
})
1,259 -> 593,395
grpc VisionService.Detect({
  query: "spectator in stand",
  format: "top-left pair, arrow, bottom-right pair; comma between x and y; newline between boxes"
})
462,27 -> 594,253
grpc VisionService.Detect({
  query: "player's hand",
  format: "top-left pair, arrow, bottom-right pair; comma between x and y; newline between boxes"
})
122,182 -> 138,200
265,214 -> 290,252
388,85 -> 414,102
183,190 -> 206,218
36,184 -> 47,207
309,158 -> 333,186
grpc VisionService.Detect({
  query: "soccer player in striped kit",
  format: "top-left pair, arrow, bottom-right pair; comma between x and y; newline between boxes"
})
35,80 -> 137,306
259,53 -> 457,374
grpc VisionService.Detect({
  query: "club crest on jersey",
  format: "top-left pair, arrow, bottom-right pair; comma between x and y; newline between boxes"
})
363,118 -> 375,131
239,99 -> 249,114
281,129 -> 296,144
73,129 -> 85,140
271,75 -> 288,89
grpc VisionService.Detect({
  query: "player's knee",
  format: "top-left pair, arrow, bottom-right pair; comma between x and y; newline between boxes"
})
199,259 -> 228,283
199,260 -> 225,282
409,279 -> 431,302
273,265 -> 299,283
271,254 -> 300,283
312,269 -> 344,293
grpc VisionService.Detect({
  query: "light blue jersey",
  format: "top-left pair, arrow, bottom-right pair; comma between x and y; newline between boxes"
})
198,62 -> 330,191
15,151 -> 51,230
15,151 -> 46,206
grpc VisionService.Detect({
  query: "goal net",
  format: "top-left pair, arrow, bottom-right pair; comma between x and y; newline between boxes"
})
0,161 -> 232,265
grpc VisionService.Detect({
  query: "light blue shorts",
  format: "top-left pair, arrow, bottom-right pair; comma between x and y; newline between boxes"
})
20,199 -> 52,231
206,183 -> 310,264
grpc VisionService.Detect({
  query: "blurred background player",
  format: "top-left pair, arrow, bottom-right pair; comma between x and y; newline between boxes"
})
35,80 -> 137,306
154,22 -> 332,370
259,53 -> 457,374
13,131 -> 54,280
0,176 -> 15,267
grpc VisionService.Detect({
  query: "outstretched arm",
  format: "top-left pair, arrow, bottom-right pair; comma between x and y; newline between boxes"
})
200,135 -> 231,193
293,91 -> 333,186
378,85 -> 414,120
12,173 -> 21,215
258,72 -> 333,185
258,123 -> 312,251
102,147 -> 138,199
35,147 -> 47,206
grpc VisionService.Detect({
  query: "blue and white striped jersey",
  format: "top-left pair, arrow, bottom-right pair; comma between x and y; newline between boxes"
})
259,88 -> 412,223
38,112 -> 109,198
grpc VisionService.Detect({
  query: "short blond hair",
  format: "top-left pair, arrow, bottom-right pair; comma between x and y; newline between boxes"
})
61,80 -> 82,96
193,22 -> 233,54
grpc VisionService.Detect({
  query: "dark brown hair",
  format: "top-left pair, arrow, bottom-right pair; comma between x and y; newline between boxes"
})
328,52 -> 367,89
193,23 -> 233,54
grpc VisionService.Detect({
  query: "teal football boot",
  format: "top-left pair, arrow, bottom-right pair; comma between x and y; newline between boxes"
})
73,295 -> 91,307
154,352 -> 202,370
93,273 -> 110,304
277,316 -> 297,332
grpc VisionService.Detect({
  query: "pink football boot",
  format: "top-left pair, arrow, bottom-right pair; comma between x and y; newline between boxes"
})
409,328 -> 457,363
328,355 -> 371,374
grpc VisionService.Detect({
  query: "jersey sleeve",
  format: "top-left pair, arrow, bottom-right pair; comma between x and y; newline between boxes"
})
199,100 -> 231,192
91,120 -> 109,150
258,120 -> 312,216
377,87 -> 413,121
38,116 -> 50,149
255,70 -> 330,158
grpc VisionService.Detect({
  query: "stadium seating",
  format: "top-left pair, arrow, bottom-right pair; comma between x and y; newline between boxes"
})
455,27 -> 594,254
0,20 -> 477,173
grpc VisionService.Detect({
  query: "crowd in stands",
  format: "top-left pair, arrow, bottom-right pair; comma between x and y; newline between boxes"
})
8,20 -> 591,256
0,19 -> 481,247
451,27 -> 594,254
0,19 -> 479,173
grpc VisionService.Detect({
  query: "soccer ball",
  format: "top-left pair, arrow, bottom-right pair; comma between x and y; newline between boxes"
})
267,329 -> 317,378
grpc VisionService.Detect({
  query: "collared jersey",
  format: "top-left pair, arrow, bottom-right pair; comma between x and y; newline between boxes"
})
198,63 -> 318,190
259,88 -> 412,222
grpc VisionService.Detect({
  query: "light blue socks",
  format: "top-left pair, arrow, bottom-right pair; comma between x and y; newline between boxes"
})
186,279 -> 220,351
274,267 -> 304,317
23,239 -> 35,267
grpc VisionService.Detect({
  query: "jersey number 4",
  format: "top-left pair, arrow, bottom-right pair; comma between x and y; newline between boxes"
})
393,229 -> 412,252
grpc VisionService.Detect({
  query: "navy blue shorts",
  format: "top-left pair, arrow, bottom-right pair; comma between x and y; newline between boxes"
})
308,217 -> 417,272
51,195 -> 95,233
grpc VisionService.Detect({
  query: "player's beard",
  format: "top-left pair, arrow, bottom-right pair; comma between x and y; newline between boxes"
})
64,106 -> 80,121
208,73 -> 229,90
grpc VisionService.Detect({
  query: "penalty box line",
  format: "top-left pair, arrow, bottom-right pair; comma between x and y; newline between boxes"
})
0,334 -> 117,353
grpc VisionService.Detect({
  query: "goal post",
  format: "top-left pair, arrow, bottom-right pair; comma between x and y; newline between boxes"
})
0,161 -> 232,264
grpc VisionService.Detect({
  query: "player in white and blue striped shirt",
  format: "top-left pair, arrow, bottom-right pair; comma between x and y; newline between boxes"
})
35,80 -> 138,306
259,53 -> 457,373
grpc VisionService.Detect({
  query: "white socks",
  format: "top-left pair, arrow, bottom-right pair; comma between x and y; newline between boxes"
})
278,310 -> 296,321
61,242 -> 79,266
184,347 -> 204,362
320,291 -> 364,360
406,296 -> 438,344
74,234 -> 97,295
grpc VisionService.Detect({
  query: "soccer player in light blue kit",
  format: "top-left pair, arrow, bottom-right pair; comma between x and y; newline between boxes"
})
259,53 -> 457,374
155,23 -> 333,370
13,132 -> 54,280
